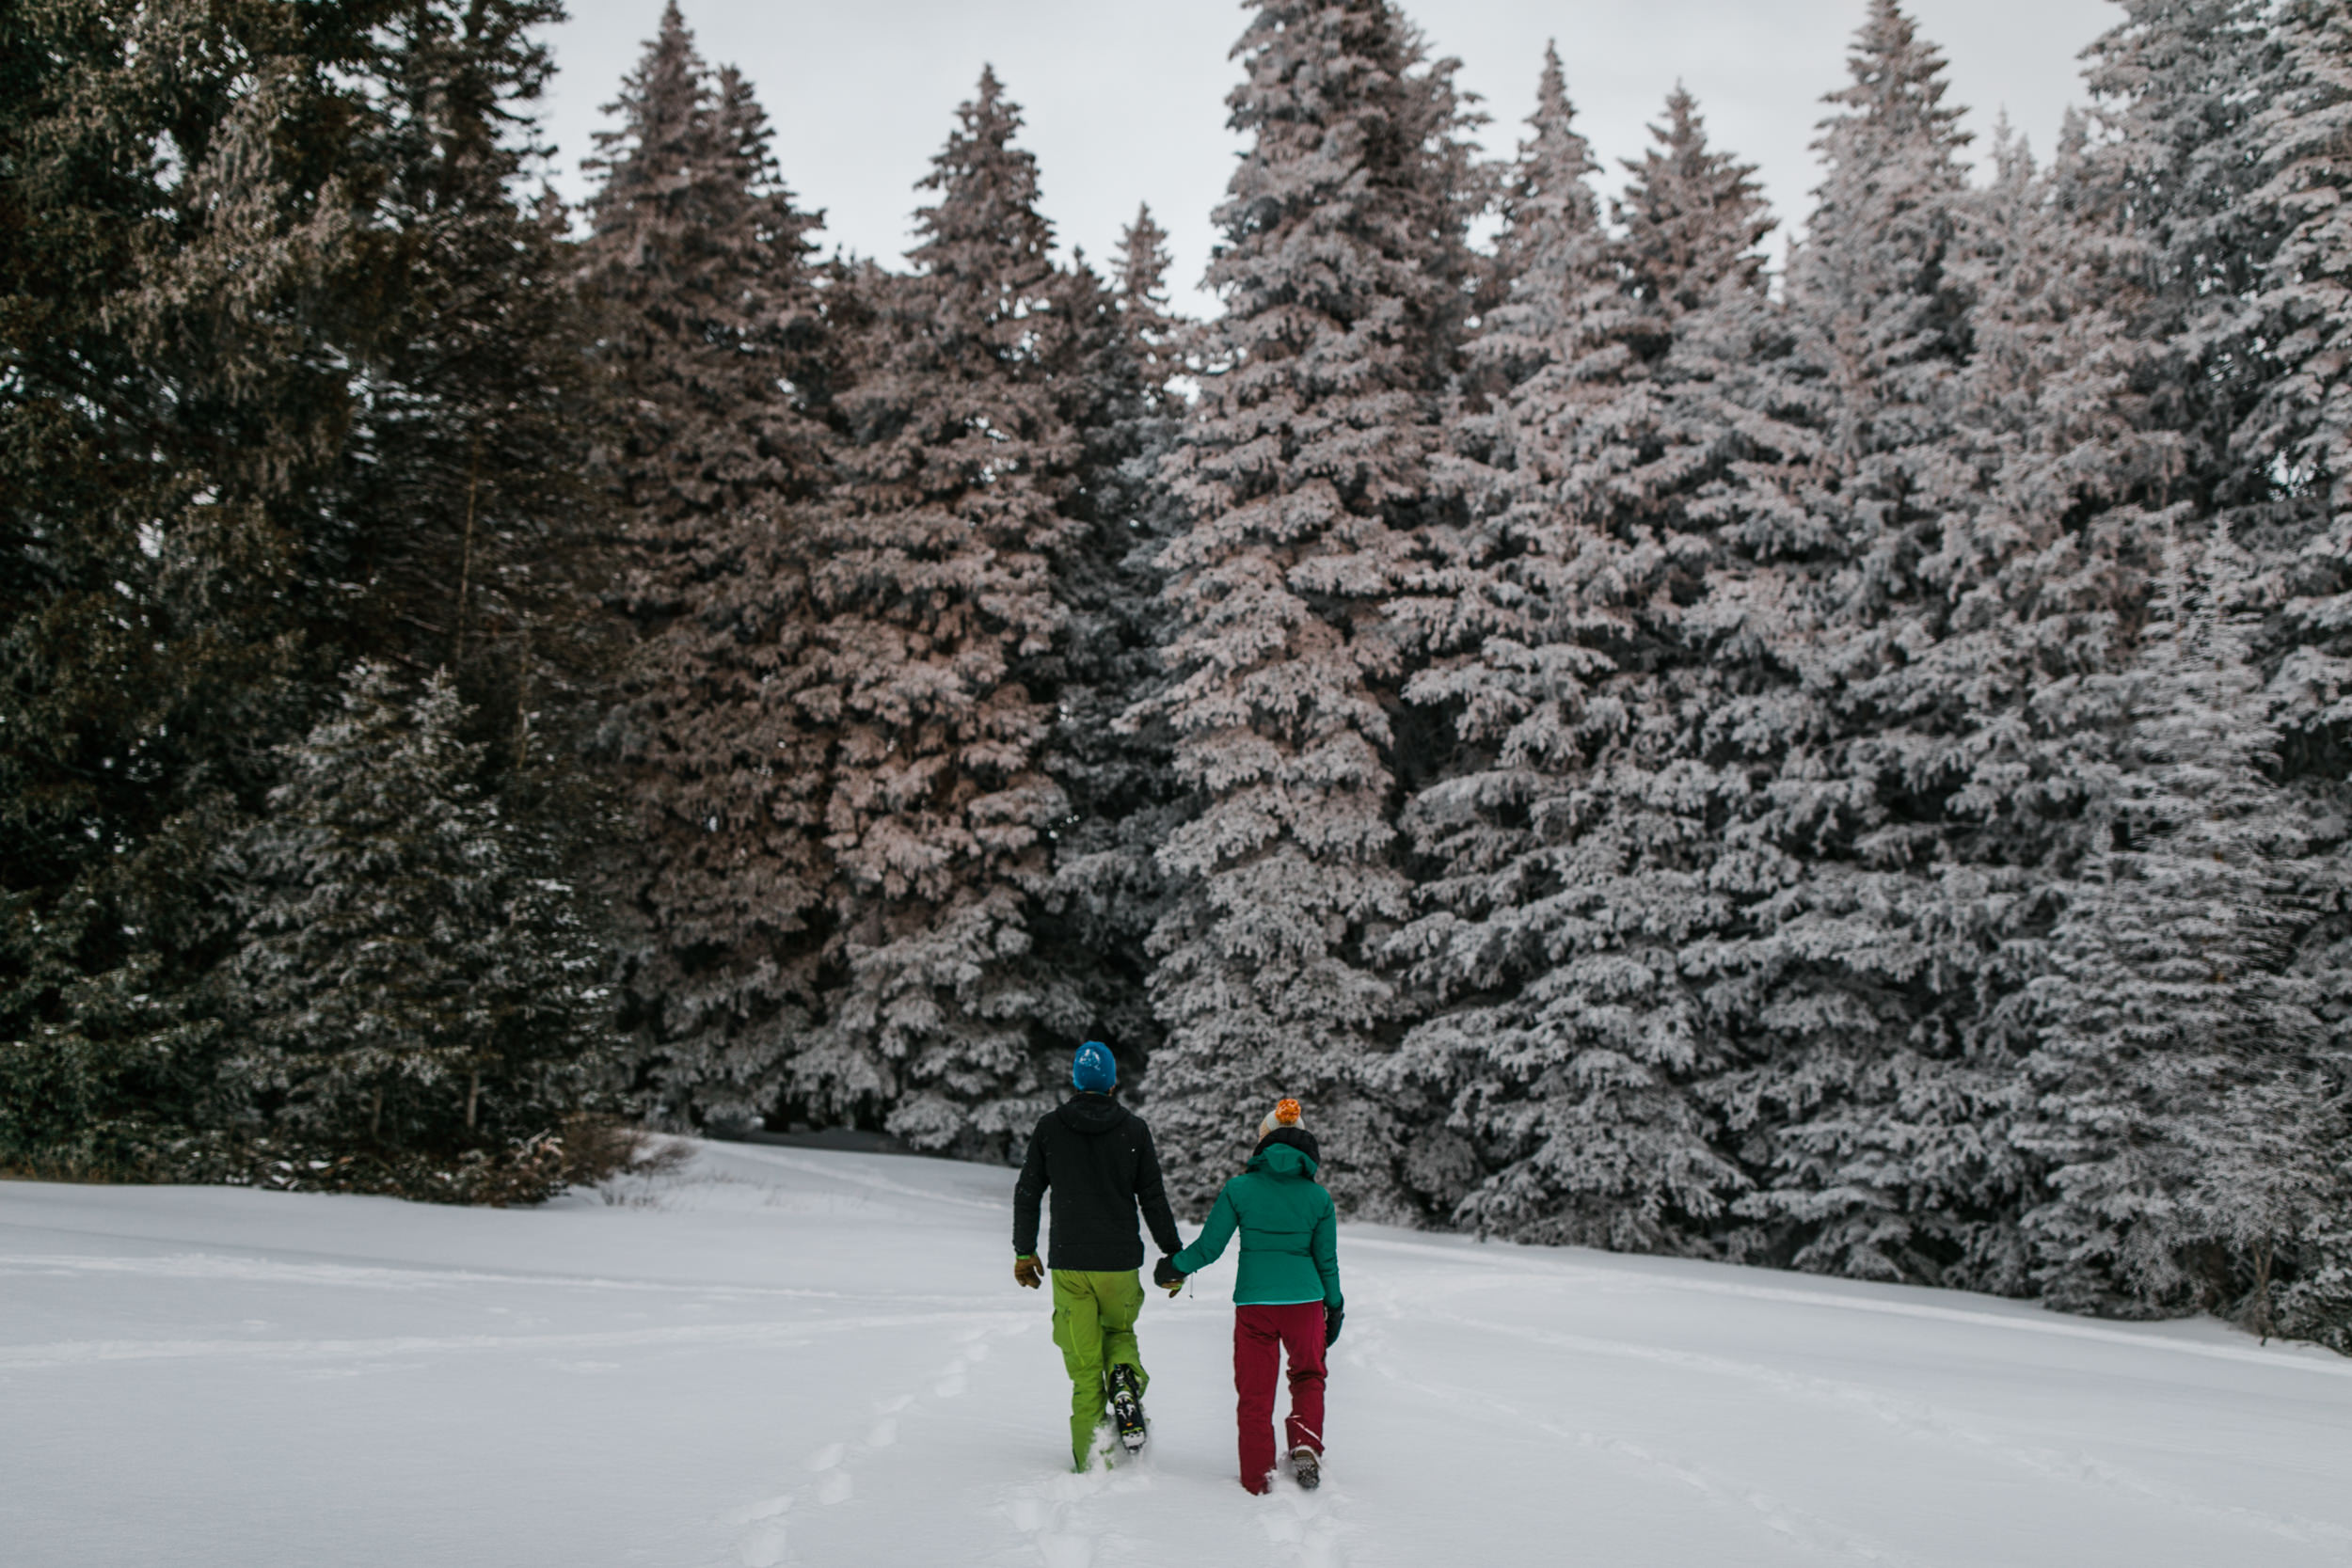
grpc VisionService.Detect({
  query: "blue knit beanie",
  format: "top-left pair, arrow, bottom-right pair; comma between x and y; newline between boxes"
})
1072,1040 -> 1117,1093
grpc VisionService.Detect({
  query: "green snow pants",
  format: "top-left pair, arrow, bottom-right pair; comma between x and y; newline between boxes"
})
1049,1268 -> 1148,1469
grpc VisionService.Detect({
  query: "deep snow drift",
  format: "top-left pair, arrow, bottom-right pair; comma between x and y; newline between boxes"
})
7,1141 -> 2350,1567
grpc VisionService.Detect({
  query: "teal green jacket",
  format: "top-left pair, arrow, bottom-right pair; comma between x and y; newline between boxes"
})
1171,1143 -> 1343,1307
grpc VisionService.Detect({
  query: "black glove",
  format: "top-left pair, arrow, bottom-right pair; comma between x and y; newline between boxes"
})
1324,1302 -> 1344,1346
1152,1254 -> 1185,1293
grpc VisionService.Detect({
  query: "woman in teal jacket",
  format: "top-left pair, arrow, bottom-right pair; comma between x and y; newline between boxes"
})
1154,1100 -> 1343,1494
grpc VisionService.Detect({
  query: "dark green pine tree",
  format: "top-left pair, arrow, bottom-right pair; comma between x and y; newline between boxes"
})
1033,207 -> 1194,1078
2,0 -> 592,1178
580,6 -> 835,1130
1142,0 -> 1483,1215
789,71 -> 1087,1156
326,0 -> 596,742
1,3 -> 363,1173
225,663 -> 614,1159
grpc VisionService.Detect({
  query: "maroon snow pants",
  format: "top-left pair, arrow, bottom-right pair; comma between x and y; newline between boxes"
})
1232,1303 -> 1327,1494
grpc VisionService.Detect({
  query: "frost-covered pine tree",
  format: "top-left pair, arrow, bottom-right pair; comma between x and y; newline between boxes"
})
1616,86 -> 1778,316
2024,533 -> 2335,1319
788,71 -> 1084,1156
225,664 -> 612,1153
582,6 -> 834,1130
1769,113 -> 2194,1293
1144,0 -> 1481,1214
2241,2 -> 2352,1092
1391,67 -> 1789,1243
1718,0 -> 2010,1285
1978,1 -> 2352,1335
2246,0 -> 2352,531
2080,0 -> 2283,513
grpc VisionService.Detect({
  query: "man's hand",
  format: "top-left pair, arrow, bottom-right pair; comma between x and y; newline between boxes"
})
1152,1255 -> 1185,1296
1014,1255 -> 1044,1290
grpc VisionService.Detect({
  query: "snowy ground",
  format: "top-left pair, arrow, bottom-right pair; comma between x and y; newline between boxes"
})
8,1142 -> 2352,1568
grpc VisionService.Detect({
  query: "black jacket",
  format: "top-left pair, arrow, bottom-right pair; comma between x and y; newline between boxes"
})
1012,1094 -> 1183,1271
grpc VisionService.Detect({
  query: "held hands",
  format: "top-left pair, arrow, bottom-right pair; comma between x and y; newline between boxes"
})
1152,1254 -> 1186,1297
1013,1255 -> 1044,1290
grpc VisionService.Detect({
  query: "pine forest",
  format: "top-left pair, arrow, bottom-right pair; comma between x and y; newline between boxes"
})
6,0 -> 2350,1352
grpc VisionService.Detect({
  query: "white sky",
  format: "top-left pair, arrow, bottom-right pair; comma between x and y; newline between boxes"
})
530,0 -> 2119,313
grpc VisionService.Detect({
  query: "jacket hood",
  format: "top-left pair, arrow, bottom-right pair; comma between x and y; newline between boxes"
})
1246,1141 -> 1320,1180
1253,1125 -> 1321,1166
1056,1093 -> 1130,1136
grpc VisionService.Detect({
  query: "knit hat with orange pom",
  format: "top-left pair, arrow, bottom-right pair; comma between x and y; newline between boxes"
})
1258,1098 -> 1304,1137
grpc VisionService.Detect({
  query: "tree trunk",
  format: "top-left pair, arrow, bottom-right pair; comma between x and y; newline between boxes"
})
2254,1239 -> 2275,1344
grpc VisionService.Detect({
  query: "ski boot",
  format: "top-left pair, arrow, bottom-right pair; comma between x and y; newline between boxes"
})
1290,1445 -> 1321,1491
1107,1364 -> 1148,1454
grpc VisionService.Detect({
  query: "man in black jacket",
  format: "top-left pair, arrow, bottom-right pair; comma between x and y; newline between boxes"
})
1012,1040 -> 1183,1468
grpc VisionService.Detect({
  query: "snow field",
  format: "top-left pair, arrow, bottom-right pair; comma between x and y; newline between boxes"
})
5,1140 -> 2350,1567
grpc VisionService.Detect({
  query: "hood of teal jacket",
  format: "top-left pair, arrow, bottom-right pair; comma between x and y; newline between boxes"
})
1248,1142 -> 1317,1180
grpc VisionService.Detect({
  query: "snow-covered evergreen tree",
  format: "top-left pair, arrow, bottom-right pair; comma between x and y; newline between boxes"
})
1617,86 -> 1777,317
582,5 -> 834,1130
1713,0 -> 2018,1286
2025,533 -> 2335,1318
1141,0 -> 1482,1215
225,664 -> 612,1151
2242,6 -> 2352,1153
789,71 -> 1084,1156
1392,65 -> 1794,1243
2080,0 -> 2283,513
2026,0 -> 2352,1332
2245,0 -> 2352,531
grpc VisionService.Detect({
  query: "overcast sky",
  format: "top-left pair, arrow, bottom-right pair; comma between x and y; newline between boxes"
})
531,0 -> 2118,313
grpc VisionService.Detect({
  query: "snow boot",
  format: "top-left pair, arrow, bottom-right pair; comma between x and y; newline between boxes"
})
1290,1446 -> 1320,1491
1107,1364 -> 1148,1453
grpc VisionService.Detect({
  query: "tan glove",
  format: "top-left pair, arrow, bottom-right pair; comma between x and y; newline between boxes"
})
1014,1255 -> 1044,1290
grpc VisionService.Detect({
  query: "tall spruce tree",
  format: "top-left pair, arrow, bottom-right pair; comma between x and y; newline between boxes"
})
581,7 -> 834,1130
1393,68 -> 1793,1243
2242,2 -> 2352,1131
1710,0 -> 2012,1285
1773,113 -> 2194,1293
1142,0 -> 1482,1215
1033,208 -> 1194,1076
788,71 -> 1084,1156
2080,0 -> 2283,521
2047,0 -> 2352,1331
2250,0 -> 2352,1352
2025,534 -> 2335,1318
1,3 -> 329,1171
329,0 -> 595,741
